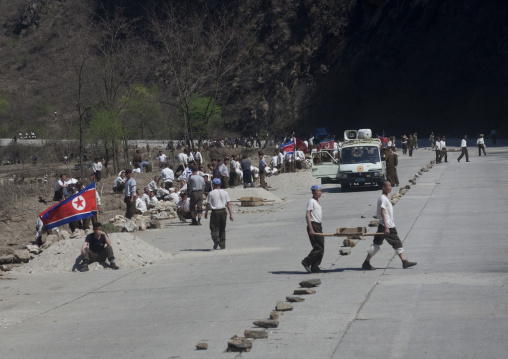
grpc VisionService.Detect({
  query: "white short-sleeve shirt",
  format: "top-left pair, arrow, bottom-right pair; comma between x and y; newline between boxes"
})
377,194 -> 395,228
307,198 -> 322,223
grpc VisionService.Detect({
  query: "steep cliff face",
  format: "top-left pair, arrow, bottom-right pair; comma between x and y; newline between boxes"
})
309,0 -> 508,136
1,0 -> 507,138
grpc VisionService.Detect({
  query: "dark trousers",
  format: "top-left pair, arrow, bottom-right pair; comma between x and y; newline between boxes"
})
210,208 -> 227,249
458,147 -> 469,162
435,149 -> 441,163
440,149 -> 448,162
221,176 -> 229,189
386,167 -> 395,186
113,183 -> 125,193
124,197 -> 135,219
243,170 -> 254,188
83,246 -> 115,264
408,147 -> 413,157
95,171 -> 102,182
373,225 -> 403,250
302,222 -> 324,269
259,171 -> 267,189
478,144 -> 486,156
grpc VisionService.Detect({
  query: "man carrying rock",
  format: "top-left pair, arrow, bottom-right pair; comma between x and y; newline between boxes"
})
301,185 -> 325,273
204,178 -> 234,249
362,180 -> 417,270
80,222 -> 119,272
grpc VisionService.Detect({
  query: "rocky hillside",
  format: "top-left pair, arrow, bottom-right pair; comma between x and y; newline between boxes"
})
1,0 -> 507,141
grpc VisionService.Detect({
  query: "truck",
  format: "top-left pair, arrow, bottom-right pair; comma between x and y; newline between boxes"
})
311,129 -> 386,191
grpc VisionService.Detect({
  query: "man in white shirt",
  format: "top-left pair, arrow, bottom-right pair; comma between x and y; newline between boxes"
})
160,163 -> 174,188
135,193 -> 147,214
204,178 -> 234,249
440,136 -> 448,163
113,171 -> 126,193
92,157 -> 103,182
301,185 -> 325,273
277,149 -> 285,173
157,150 -> 167,168
176,151 -> 188,175
53,174 -> 68,201
362,180 -> 417,270
219,158 -> 229,189
148,191 -> 159,208
194,148 -> 203,166
156,182 -> 170,200
168,187 -> 179,202
435,136 -> 442,163
140,187 -> 150,207
457,135 -> 470,162
147,176 -> 159,192
177,193 -> 192,223
477,134 -> 486,156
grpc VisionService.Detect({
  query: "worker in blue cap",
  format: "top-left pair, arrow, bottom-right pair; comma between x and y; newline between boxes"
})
204,177 -> 234,249
301,185 -> 325,273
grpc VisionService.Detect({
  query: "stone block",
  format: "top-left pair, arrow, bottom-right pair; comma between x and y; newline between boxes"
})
227,336 -> 252,352
339,248 -> 351,255
244,330 -> 268,339
123,219 -> 137,232
195,343 -> 208,350
369,220 -> 379,227
293,289 -> 316,295
0,254 -> 14,264
343,239 -> 356,247
286,296 -> 305,302
253,319 -> 278,328
276,301 -> 293,311
299,279 -> 321,288
269,311 -> 279,320
150,219 -> 161,229
14,250 -> 30,263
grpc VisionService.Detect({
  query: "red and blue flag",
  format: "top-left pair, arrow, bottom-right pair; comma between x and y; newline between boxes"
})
40,182 -> 97,229
317,139 -> 334,150
281,139 -> 295,154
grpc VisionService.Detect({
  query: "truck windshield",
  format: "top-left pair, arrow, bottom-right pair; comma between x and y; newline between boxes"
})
340,146 -> 379,164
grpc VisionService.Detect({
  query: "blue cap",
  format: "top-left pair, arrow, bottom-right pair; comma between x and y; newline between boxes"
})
212,178 -> 221,185
311,185 -> 322,191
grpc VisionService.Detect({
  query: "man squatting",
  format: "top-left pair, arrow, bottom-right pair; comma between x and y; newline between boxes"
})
362,180 -> 417,270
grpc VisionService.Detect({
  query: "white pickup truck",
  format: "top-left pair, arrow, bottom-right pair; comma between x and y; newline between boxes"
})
311,129 -> 386,191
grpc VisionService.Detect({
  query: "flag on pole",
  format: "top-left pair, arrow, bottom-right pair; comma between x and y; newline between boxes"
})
281,139 -> 295,154
294,137 -> 308,153
317,139 -> 334,151
40,182 -> 98,229
376,135 -> 389,146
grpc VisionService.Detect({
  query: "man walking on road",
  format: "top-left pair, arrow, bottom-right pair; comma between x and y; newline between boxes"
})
362,180 -> 417,270
301,185 -> 325,273
204,178 -> 234,249
457,135 -> 470,162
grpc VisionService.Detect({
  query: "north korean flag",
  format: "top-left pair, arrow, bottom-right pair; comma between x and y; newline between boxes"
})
40,182 -> 97,229
281,139 -> 295,154
317,139 -> 334,150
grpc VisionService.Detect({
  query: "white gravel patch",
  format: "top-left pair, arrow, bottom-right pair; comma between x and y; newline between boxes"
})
12,233 -> 171,274
265,170 -> 320,191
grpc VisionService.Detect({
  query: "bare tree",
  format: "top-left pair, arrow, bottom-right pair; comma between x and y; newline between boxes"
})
149,2 -> 252,147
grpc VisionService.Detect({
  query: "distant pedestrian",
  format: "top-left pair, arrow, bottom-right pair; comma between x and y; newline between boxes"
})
187,168 -> 205,225
440,136 -> 448,163
204,178 -> 234,249
301,185 -> 325,273
457,135 -> 470,162
258,152 -> 267,189
92,157 -> 103,182
435,136 -> 442,163
53,174 -> 68,201
241,155 -> 254,188
491,129 -> 497,145
124,169 -> 136,219
477,134 -> 486,156
362,180 -> 417,270
429,132 -> 435,149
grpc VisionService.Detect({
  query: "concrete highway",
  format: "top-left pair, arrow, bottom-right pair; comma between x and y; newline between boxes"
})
0,145 -> 506,359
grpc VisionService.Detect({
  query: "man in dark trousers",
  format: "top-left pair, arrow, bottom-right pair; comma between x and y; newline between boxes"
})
301,185 -> 325,273
80,222 -> 119,272
362,180 -> 417,270
204,178 -> 234,249
457,135 -> 470,162
124,169 -> 136,219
